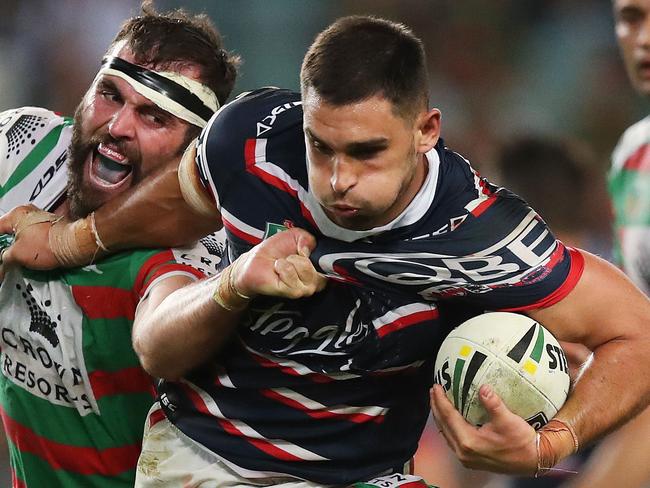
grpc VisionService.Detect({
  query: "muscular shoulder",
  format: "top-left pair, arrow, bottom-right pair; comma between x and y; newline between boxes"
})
0,107 -> 73,211
611,116 -> 650,173
205,87 -> 302,138
194,88 -> 306,209
198,87 -> 303,164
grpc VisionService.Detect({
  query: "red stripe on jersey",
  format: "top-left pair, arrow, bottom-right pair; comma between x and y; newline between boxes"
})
148,407 -> 167,428
218,420 -> 304,462
244,138 -> 258,169
623,143 -> 650,171
141,263 -> 205,295
12,470 -> 26,488
377,308 -> 440,338
400,482 -> 430,488
544,240 -> 565,269
470,196 -> 496,217
332,265 -> 361,285
222,216 -> 262,244
1,407 -> 140,476
75,252 -> 202,318
89,366 -> 154,401
180,383 -> 304,462
505,240 -> 565,290
248,350 -> 333,383
133,250 -> 176,296
244,140 -> 298,197
261,389 -> 384,424
480,177 -> 492,194
500,247 -> 585,312
244,138 -> 317,227
299,204 -> 318,228
71,286 -> 136,320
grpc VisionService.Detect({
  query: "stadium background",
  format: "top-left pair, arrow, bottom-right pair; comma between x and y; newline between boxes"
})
0,0 -> 647,486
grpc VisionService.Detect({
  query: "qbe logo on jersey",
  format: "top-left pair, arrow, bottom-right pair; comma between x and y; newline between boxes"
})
316,211 -> 560,300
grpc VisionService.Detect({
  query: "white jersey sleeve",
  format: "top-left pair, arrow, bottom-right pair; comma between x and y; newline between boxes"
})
0,107 -> 73,213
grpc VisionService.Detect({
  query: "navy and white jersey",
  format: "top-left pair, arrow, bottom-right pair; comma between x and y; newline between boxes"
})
158,88 -> 583,484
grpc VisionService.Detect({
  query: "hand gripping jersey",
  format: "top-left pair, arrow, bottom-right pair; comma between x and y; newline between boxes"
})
158,88 -> 583,484
609,116 -> 650,295
0,107 -> 225,487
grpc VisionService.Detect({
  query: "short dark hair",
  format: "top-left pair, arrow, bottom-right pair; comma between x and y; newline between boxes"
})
109,0 -> 240,109
301,15 -> 429,119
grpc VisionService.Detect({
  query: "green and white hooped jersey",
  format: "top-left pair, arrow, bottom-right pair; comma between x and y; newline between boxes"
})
0,107 -> 72,213
609,116 -> 650,295
0,107 -> 226,486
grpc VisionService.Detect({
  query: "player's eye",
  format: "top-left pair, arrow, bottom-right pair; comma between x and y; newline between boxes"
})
99,89 -> 121,104
618,7 -> 644,25
349,148 -> 381,160
140,109 -> 171,128
144,113 -> 164,126
312,139 -> 333,156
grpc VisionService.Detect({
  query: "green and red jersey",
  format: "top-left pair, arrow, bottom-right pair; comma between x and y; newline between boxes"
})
0,107 -> 223,487
609,115 -> 650,295
0,250 -> 205,487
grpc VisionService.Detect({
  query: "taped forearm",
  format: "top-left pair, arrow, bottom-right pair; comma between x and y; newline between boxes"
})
535,419 -> 579,477
536,338 -> 650,475
49,212 -> 107,267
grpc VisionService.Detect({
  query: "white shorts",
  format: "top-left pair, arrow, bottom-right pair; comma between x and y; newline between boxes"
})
135,403 -> 428,488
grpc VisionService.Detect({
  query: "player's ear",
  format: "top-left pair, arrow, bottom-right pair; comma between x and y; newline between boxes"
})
415,108 -> 441,154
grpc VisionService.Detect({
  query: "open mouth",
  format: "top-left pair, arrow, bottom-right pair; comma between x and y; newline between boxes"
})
88,143 -> 133,188
636,60 -> 650,77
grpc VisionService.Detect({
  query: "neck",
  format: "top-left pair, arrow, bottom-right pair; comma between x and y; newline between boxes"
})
369,152 -> 429,228
396,153 -> 428,216
53,197 -> 70,218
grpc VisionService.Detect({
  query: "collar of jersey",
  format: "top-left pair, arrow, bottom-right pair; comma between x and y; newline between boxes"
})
304,147 -> 441,242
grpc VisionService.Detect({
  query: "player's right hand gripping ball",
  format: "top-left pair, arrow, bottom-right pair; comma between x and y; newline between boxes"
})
434,312 -> 570,428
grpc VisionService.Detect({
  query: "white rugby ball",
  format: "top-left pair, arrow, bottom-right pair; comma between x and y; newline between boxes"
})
434,312 -> 570,428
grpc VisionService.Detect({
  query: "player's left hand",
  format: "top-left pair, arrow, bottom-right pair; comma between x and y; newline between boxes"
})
0,204 -> 61,271
234,227 -> 327,299
430,383 -> 538,475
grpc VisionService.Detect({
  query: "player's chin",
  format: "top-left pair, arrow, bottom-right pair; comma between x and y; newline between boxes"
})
67,187 -> 105,220
334,214 -> 375,231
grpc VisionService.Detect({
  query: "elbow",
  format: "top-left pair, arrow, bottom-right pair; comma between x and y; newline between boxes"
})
133,332 -> 184,381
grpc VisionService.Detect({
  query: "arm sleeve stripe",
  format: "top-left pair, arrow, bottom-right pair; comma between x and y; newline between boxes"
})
499,247 -> 585,312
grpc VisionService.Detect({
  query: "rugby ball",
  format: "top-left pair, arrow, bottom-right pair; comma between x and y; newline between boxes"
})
434,312 -> 570,428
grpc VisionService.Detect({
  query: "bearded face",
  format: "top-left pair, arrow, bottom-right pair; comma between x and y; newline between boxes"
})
66,102 -> 139,219
64,46 -> 205,220
65,90 -> 194,221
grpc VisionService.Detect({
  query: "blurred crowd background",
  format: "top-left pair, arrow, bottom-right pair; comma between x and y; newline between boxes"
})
0,0 -> 647,486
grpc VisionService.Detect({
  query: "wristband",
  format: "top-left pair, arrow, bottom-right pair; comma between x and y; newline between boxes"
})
535,419 -> 579,477
228,257 -> 252,300
212,261 -> 251,312
49,216 -> 104,267
90,212 -> 109,252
